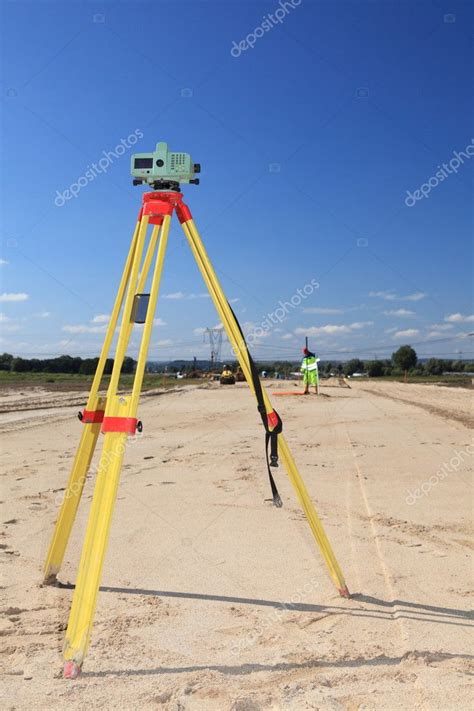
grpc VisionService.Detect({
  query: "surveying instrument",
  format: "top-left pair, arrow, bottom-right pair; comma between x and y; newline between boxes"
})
43,142 -> 350,679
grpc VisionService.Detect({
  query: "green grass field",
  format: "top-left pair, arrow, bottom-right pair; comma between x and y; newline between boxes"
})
0,371 -> 202,392
0,371 -> 471,392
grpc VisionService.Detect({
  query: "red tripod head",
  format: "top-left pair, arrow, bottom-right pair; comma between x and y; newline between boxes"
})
138,191 -> 193,226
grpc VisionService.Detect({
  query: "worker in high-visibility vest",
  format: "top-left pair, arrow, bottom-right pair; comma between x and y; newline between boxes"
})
301,348 -> 319,394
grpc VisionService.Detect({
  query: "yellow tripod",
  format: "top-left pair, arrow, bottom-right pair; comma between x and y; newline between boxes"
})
44,190 -> 349,679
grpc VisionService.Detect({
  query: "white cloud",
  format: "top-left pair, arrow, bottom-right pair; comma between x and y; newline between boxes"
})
0,339 -> 28,349
163,291 -> 185,300
295,325 -> 349,335
294,321 -> 373,336
62,324 -> 107,334
281,333 -> 294,340
194,323 -> 224,335
369,290 -> 426,302
426,331 -> 445,339
349,321 -> 374,330
91,314 -> 110,323
444,313 -> 474,323
0,292 -> 29,302
34,311 -> 51,319
0,314 -> 19,332
383,309 -> 415,317
163,292 -> 210,300
229,298 -> 239,304
134,317 -> 167,329
0,259 -> 9,266
404,292 -> 426,302
385,327 -> 397,333
430,323 -> 453,331
457,331 -> 474,339
302,307 -> 345,314
59,339 -> 77,348
392,329 -> 420,340
155,339 -> 173,347
369,290 -> 396,301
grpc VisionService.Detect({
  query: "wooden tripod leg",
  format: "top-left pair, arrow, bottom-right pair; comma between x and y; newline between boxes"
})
63,410 -> 129,676
43,395 -> 105,584
180,213 -> 349,597
43,218 -> 141,584
62,216 -> 171,678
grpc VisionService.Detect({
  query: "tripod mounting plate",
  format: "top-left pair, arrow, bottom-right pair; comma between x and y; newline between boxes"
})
141,190 -> 192,226
133,179 -> 182,192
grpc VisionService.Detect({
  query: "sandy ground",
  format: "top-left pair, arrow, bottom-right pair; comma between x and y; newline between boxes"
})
1,379 -> 472,710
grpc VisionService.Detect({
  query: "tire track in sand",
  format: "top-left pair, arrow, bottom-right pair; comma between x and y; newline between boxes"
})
343,412 -> 432,711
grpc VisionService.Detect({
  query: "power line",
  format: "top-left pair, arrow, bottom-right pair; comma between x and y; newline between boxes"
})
6,333 -> 472,360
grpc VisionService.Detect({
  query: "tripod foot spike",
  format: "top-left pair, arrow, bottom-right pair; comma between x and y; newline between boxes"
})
338,586 -> 351,599
63,660 -> 81,679
43,573 -> 57,586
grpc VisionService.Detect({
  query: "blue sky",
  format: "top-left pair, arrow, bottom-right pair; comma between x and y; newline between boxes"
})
1,0 -> 473,362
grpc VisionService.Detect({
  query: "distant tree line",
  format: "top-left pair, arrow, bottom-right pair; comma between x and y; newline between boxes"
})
0,353 -> 136,375
245,349 -> 472,377
152,351 -> 473,378
0,347 -> 471,378
340,346 -> 473,377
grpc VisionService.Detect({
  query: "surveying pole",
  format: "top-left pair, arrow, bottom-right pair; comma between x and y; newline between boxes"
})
43,142 -> 349,679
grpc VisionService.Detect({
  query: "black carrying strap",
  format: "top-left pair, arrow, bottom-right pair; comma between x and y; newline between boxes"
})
265,431 -> 282,507
229,305 -> 283,507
